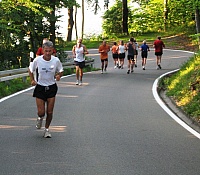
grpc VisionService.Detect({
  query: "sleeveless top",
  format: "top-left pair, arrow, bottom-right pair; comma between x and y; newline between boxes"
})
74,46 -> 85,62
127,42 -> 134,56
118,45 -> 126,53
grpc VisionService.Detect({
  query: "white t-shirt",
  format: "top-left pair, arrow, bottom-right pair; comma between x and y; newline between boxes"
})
135,42 -> 139,51
74,46 -> 85,62
29,55 -> 63,86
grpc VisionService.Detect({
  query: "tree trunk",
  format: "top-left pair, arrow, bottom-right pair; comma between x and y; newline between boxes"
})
164,0 -> 168,32
122,0 -> 128,34
49,0 -> 56,46
195,8 -> 200,49
75,6 -> 78,40
67,7 -> 74,41
81,0 -> 84,39
195,9 -> 200,33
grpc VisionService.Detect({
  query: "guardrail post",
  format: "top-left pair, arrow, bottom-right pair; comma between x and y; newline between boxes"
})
22,76 -> 27,83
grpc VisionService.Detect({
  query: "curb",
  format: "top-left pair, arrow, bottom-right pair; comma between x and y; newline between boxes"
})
159,90 -> 200,134
152,70 -> 200,139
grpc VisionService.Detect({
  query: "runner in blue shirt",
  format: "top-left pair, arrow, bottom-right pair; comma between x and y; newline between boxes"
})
140,40 -> 150,70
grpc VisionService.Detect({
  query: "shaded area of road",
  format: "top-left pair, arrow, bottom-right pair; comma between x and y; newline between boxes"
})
0,49 -> 200,175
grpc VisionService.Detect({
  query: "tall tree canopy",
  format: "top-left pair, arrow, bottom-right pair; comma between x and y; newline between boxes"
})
0,0 -> 75,69
102,0 -> 200,37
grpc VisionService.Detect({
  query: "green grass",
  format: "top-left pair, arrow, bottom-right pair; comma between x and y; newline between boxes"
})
160,52 -> 200,121
0,78 -> 31,98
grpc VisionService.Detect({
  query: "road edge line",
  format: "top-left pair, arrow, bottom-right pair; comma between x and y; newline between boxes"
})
152,70 -> 200,139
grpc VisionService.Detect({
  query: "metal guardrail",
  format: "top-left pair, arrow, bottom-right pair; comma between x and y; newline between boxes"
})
0,59 -> 94,82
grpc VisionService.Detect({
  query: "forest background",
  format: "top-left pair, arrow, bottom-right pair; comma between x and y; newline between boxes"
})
0,0 -> 200,69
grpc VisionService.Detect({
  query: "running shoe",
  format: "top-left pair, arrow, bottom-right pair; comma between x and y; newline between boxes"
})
158,64 -> 162,69
135,64 -> 137,67
114,66 -> 117,69
131,70 -> 134,73
127,70 -> 130,74
79,81 -> 82,86
143,67 -> 145,70
75,80 -> 79,85
36,117 -> 43,129
44,129 -> 51,138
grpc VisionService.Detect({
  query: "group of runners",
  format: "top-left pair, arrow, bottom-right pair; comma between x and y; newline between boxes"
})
109,36 -> 165,73
28,36 -> 165,138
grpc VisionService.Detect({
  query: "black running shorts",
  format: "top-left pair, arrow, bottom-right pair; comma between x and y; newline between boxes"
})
141,51 -> 148,58
101,58 -> 108,62
74,61 -> 85,69
155,52 -> 163,56
134,50 -> 138,55
112,53 -> 118,59
118,53 -> 125,59
127,55 -> 135,61
33,83 -> 58,101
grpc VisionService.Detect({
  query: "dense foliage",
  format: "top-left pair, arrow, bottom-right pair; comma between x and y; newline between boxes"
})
102,0 -> 200,36
0,0 -> 75,70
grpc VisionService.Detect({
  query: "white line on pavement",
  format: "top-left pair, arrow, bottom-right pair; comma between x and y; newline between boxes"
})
152,69 -> 200,139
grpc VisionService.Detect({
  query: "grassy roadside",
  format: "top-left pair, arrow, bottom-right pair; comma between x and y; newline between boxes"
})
159,52 -> 200,122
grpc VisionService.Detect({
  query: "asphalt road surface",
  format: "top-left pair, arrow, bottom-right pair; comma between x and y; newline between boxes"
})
1,49 -> 200,175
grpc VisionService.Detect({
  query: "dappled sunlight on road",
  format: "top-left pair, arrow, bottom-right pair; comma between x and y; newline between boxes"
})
163,55 -> 188,59
36,126 -> 67,132
58,81 -> 89,87
0,125 -> 67,133
0,125 -> 29,130
46,126 -> 67,132
57,94 -> 78,98
87,53 -> 100,56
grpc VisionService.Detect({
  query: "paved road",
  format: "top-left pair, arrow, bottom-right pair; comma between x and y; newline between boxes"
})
1,49 -> 200,175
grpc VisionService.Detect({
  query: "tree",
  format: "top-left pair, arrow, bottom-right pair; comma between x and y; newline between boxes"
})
49,0 -> 56,45
102,1 -> 123,35
81,0 -> 84,39
66,1 -> 78,41
195,9 -> 200,34
0,0 -> 77,69
122,0 -> 128,34
163,0 -> 168,31
67,7 -> 74,41
74,5 -> 78,39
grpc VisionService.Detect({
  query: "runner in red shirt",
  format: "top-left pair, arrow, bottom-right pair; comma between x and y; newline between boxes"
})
153,36 -> 165,69
36,38 -> 56,57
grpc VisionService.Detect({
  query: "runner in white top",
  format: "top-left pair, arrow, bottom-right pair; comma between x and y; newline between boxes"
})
74,46 -> 85,62
72,38 -> 89,85
28,41 -> 63,138
118,40 -> 126,69
29,55 -> 63,86
134,39 -> 139,67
